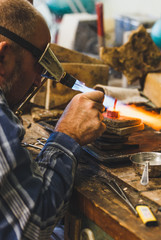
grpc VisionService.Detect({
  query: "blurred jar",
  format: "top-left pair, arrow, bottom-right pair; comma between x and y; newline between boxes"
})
151,18 -> 161,49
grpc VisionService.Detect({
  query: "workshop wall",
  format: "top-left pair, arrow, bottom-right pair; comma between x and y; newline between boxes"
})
102,0 -> 161,19
101,0 -> 161,47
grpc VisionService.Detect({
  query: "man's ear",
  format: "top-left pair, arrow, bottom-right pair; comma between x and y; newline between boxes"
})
0,41 -> 10,75
0,41 -> 9,61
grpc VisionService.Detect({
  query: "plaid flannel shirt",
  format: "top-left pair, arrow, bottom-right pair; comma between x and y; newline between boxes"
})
0,89 -> 81,240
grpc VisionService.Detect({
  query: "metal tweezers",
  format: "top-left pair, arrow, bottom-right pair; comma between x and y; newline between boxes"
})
102,177 -> 138,215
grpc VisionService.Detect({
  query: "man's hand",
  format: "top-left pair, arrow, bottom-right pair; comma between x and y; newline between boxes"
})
55,91 -> 106,146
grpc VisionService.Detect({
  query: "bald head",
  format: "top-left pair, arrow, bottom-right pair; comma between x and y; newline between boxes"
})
0,0 -> 51,107
0,0 -> 49,44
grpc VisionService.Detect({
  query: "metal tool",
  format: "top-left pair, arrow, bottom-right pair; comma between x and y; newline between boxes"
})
21,142 -> 42,150
21,137 -> 47,150
0,26 -> 120,115
36,137 -> 47,146
140,161 -> 149,185
104,178 -> 138,215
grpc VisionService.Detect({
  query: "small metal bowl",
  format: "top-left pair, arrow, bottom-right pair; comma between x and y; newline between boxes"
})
130,152 -> 161,178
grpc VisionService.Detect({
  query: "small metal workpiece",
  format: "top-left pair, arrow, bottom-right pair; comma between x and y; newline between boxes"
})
106,109 -> 119,118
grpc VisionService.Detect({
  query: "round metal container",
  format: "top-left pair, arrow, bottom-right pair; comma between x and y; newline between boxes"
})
130,152 -> 161,178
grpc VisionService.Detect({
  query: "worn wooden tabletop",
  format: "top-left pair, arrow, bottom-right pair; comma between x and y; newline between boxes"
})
22,114 -> 161,240
71,127 -> 161,240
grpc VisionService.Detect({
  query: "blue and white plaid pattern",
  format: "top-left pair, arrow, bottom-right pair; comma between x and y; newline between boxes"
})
0,89 -> 81,240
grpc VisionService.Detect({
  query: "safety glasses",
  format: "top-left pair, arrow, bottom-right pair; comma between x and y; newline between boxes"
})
0,26 -> 64,81
0,26 -> 77,115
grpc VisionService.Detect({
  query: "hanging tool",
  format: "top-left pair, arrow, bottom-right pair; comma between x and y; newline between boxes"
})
96,2 -> 105,48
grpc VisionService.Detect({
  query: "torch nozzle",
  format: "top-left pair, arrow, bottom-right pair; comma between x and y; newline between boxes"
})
71,79 -> 122,109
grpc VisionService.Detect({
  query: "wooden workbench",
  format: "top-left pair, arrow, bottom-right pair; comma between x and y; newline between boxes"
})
65,128 -> 161,240
22,114 -> 161,240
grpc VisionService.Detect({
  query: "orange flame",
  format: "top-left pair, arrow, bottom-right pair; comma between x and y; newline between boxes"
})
116,104 -> 161,130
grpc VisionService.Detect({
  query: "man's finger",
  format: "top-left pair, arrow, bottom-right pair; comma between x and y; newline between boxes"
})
84,90 -> 104,103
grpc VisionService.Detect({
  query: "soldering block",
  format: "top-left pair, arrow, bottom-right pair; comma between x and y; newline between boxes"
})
103,114 -> 142,128
105,122 -> 144,136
